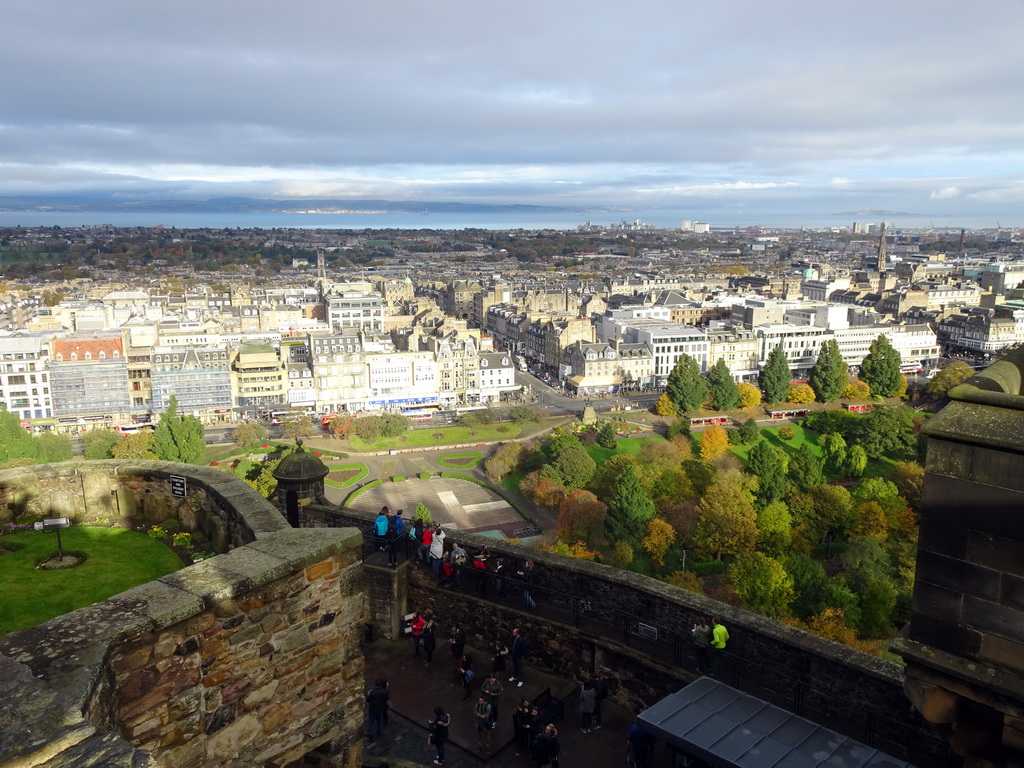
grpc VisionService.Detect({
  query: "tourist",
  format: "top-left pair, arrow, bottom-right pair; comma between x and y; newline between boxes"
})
422,612 -> 437,664
531,720 -> 555,767
387,508 -> 405,567
429,525 -> 446,575
510,626 -> 527,687
711,616 -> 730,676
546,724 -> 561,768
481,671 -> 504,728
449,622 -> 466,660
513,697 -> 536,755
491,638 -> 509,676
428,706 -> 450,766
374,506 -> 390,551
627,720 -> 654,768
493,557 -> 508,598
473,695 -> 493,754
692,617 -> 711,674
456,652 -> 475,699
418,523 -> 433,564
365,677 -> 389,741
410,611 -> 425,657
517,559 -> 537,610
592,673 -> 607,729
450,541 -> 467,588
579,678 -> 597,733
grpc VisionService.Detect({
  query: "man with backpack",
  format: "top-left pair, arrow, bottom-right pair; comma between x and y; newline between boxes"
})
387,508 -> 406,567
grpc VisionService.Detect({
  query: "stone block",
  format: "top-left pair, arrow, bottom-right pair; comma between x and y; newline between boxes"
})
247,527 -> 360,572
911,581 -> 963,623
216,545 -> 294,589
926,439 -> 974,480
206,712 -> 260,760
916,551 -> 1001,603
968,532 -> 1024,580
963,596 -> 1024,642
908,612 -> 983,658
1005,573 -> 1024,612
159,558 -> 252,604
979,633 -> 1024,674
971,445 -> 1024,492
918,519 -> 969,560
110,581 -> 204,631
305,558 -> 335,582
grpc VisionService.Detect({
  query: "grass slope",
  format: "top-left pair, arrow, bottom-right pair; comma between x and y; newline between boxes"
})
0,526 -> 184,636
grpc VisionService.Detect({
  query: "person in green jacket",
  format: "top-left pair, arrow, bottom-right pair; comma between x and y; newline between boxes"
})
710,616 -> 729,677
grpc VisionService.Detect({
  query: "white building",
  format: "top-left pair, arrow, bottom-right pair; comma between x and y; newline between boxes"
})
477,352 -> 517,402
0,333 -> 54,422
614,320 -> 710,384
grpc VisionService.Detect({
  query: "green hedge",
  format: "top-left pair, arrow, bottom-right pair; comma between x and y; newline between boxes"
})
392,475 -> 405,482
345,478 -> 382,504
419,472 -> 431,480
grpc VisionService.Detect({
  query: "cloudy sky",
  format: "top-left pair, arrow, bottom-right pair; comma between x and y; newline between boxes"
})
3,0 -> 1023,224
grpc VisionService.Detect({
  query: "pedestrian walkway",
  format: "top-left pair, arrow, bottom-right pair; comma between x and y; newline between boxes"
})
361,638 -> 641,768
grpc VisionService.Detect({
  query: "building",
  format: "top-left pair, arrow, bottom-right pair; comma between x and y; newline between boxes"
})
150,346 -> 233,422
323,287 -> 384,334
0,333 -> 54,423
229,343 -> 286,414
49,335 -> 131,427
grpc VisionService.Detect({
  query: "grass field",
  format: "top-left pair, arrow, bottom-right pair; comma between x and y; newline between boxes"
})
0,526 -> 184,636
438,452 -> 483,468
324,463 -> 369,489
347,422 -> 523,451
584,436 -> 655,464
729,424 -> 896,479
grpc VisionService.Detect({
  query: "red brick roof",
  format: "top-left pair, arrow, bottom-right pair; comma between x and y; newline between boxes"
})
53,338 -> 123,360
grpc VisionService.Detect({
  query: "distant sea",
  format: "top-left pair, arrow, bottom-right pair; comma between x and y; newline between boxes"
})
0,210 -> 1013,232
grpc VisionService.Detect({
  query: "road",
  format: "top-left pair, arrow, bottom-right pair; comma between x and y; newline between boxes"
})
513,370 -> 659,415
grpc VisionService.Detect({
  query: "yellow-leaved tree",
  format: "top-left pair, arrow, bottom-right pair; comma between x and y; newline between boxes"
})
786,383 -> 815,403
642,517 -> 676,566
737,382 -> 762,408
699,424 -> 730,462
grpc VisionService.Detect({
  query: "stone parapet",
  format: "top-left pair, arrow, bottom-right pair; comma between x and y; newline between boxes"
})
0,463 -> 367,768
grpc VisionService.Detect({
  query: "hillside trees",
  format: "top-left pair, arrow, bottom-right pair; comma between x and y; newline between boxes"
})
665,354 -> 707,413
153,395 -> 206,464
707,358 -> 740,410
927,361 -> 975,397
692,479 -> 758,560
604,464 -> 655,548
746,441 -> 789,507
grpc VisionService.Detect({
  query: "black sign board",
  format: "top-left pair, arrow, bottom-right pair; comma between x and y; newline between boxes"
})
170,475 -> 187,498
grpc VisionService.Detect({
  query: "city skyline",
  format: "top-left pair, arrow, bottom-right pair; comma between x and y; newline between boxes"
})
3,0 -> 1023,227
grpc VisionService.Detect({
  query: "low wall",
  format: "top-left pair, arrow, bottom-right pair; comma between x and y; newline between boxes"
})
0,463 -> 367,768
314,502 -> 950,767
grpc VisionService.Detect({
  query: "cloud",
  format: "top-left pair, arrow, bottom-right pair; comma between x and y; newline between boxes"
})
931,187 -> 962,200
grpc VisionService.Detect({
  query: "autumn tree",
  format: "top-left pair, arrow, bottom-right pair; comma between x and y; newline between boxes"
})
234,422 -> 269,449
737,382 -> 762,409
665,354 -> 708,413
785,383 -> 815,404
842,379 -> 872,400
587,453 -> 636,500
727,552 -> 794,618
756,500 -> 792,556
927,361 -> 975,397
692,480 -> 758,560
707,358 -> 740,411
859,334 -> 902,398
642,517 -> 677,566
153,395 -> 206,464
809,339 -> 847,403
281,414 -> 313,440
532,476 -> 567,508
850,406 -> 918,460
111,431 -> 158,460
891,460 -> 924,508
759,344 -> 791,404
604,464 -> 655,547
853,501 -> 889,539
327,415 -> 356,439
557,489 -> 607,545
654,393 -> 677,417
699,424 -> 730,462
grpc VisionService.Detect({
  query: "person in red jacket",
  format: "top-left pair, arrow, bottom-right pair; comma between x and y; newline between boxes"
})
410,611 -> 426,657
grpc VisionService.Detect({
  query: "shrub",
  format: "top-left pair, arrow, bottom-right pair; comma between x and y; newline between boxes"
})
778,426 -> 795,440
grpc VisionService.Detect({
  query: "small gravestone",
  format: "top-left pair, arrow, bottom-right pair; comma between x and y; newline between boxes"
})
581,405 -> 597,425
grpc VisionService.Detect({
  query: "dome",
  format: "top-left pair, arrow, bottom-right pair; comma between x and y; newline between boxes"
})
802,267 -> 818,279
272,439 -> 329,483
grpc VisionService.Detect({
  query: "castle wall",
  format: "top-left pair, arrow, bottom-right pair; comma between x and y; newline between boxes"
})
0,464 -> 367,768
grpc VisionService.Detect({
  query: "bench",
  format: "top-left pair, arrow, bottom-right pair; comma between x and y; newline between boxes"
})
531,686 -> 564,727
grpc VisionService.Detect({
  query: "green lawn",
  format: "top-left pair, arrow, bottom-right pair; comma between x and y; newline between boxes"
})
347,422 -> 523,451
584,436 -> 654,465
730,425 -> 896,480
0,526 -> 184,636
324,463 -> 369,489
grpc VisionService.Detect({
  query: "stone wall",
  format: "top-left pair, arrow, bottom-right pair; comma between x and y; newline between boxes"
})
0,463 -> 367,768
894,350 -> 1024,765
0,460 -> 289,551
314,503 -> 949,767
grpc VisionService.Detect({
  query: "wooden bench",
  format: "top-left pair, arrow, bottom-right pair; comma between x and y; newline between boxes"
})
531,686 -> 564,727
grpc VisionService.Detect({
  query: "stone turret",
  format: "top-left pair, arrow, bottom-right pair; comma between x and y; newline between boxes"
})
893,347 -> 1024,765
272,439 -> 329,527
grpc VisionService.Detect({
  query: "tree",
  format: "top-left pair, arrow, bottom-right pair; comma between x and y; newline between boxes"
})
152,395 -> 206,464
0,408 -> 39,465
654,393 -> 677,417
692,481 -> 758,560
809,339 -> 847,403
642,517 -> 677,566
785,383 -> 815,403
819,433 -> 848,475
665,354 -> 708,413
746,441 -> 789,507
891,460 -> 924,508
413,502 -> 434,526
111,431 -> 158,459
508,405 -> 538,423
699,424 -> 730,462
787,444 -> 824,492
281,414 -> 312,441
737,382 -> 762,409
853,501 -> 889,540
842,379 -> 872,400
707,358 -> 740,411
328,415 -> 356,439
850,406 -> 917,460
727,552 -> 794,618
532,476 -> 567,508
36,432 -> 72,463
587,453 -> 636,500
860,335 -> 902,398
234,422 -> 269,449
759,345 -> 791,404
756,500 -> 793,556
83,428 -> 120,460
927,361 -> 975,397
846,445 -> 868,477
604,464 -> 655,548
735,418 -> 760,444
557,489 -> 607,545
552,443 -> 597,491
596,420 -> 617,449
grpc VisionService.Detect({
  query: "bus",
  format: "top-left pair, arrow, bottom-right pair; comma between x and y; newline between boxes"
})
267,409 -> 314,425
402,404 -> 442,421
114,423 -> 154,436
900,362 -> 923,375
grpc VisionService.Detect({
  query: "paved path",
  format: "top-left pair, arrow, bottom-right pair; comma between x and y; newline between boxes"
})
362,638 -> 644,768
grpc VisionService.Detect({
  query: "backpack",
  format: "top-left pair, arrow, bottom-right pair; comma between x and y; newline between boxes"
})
453,550 -> 467,566
374,516 -> 388,536
390,515 -> 405,537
